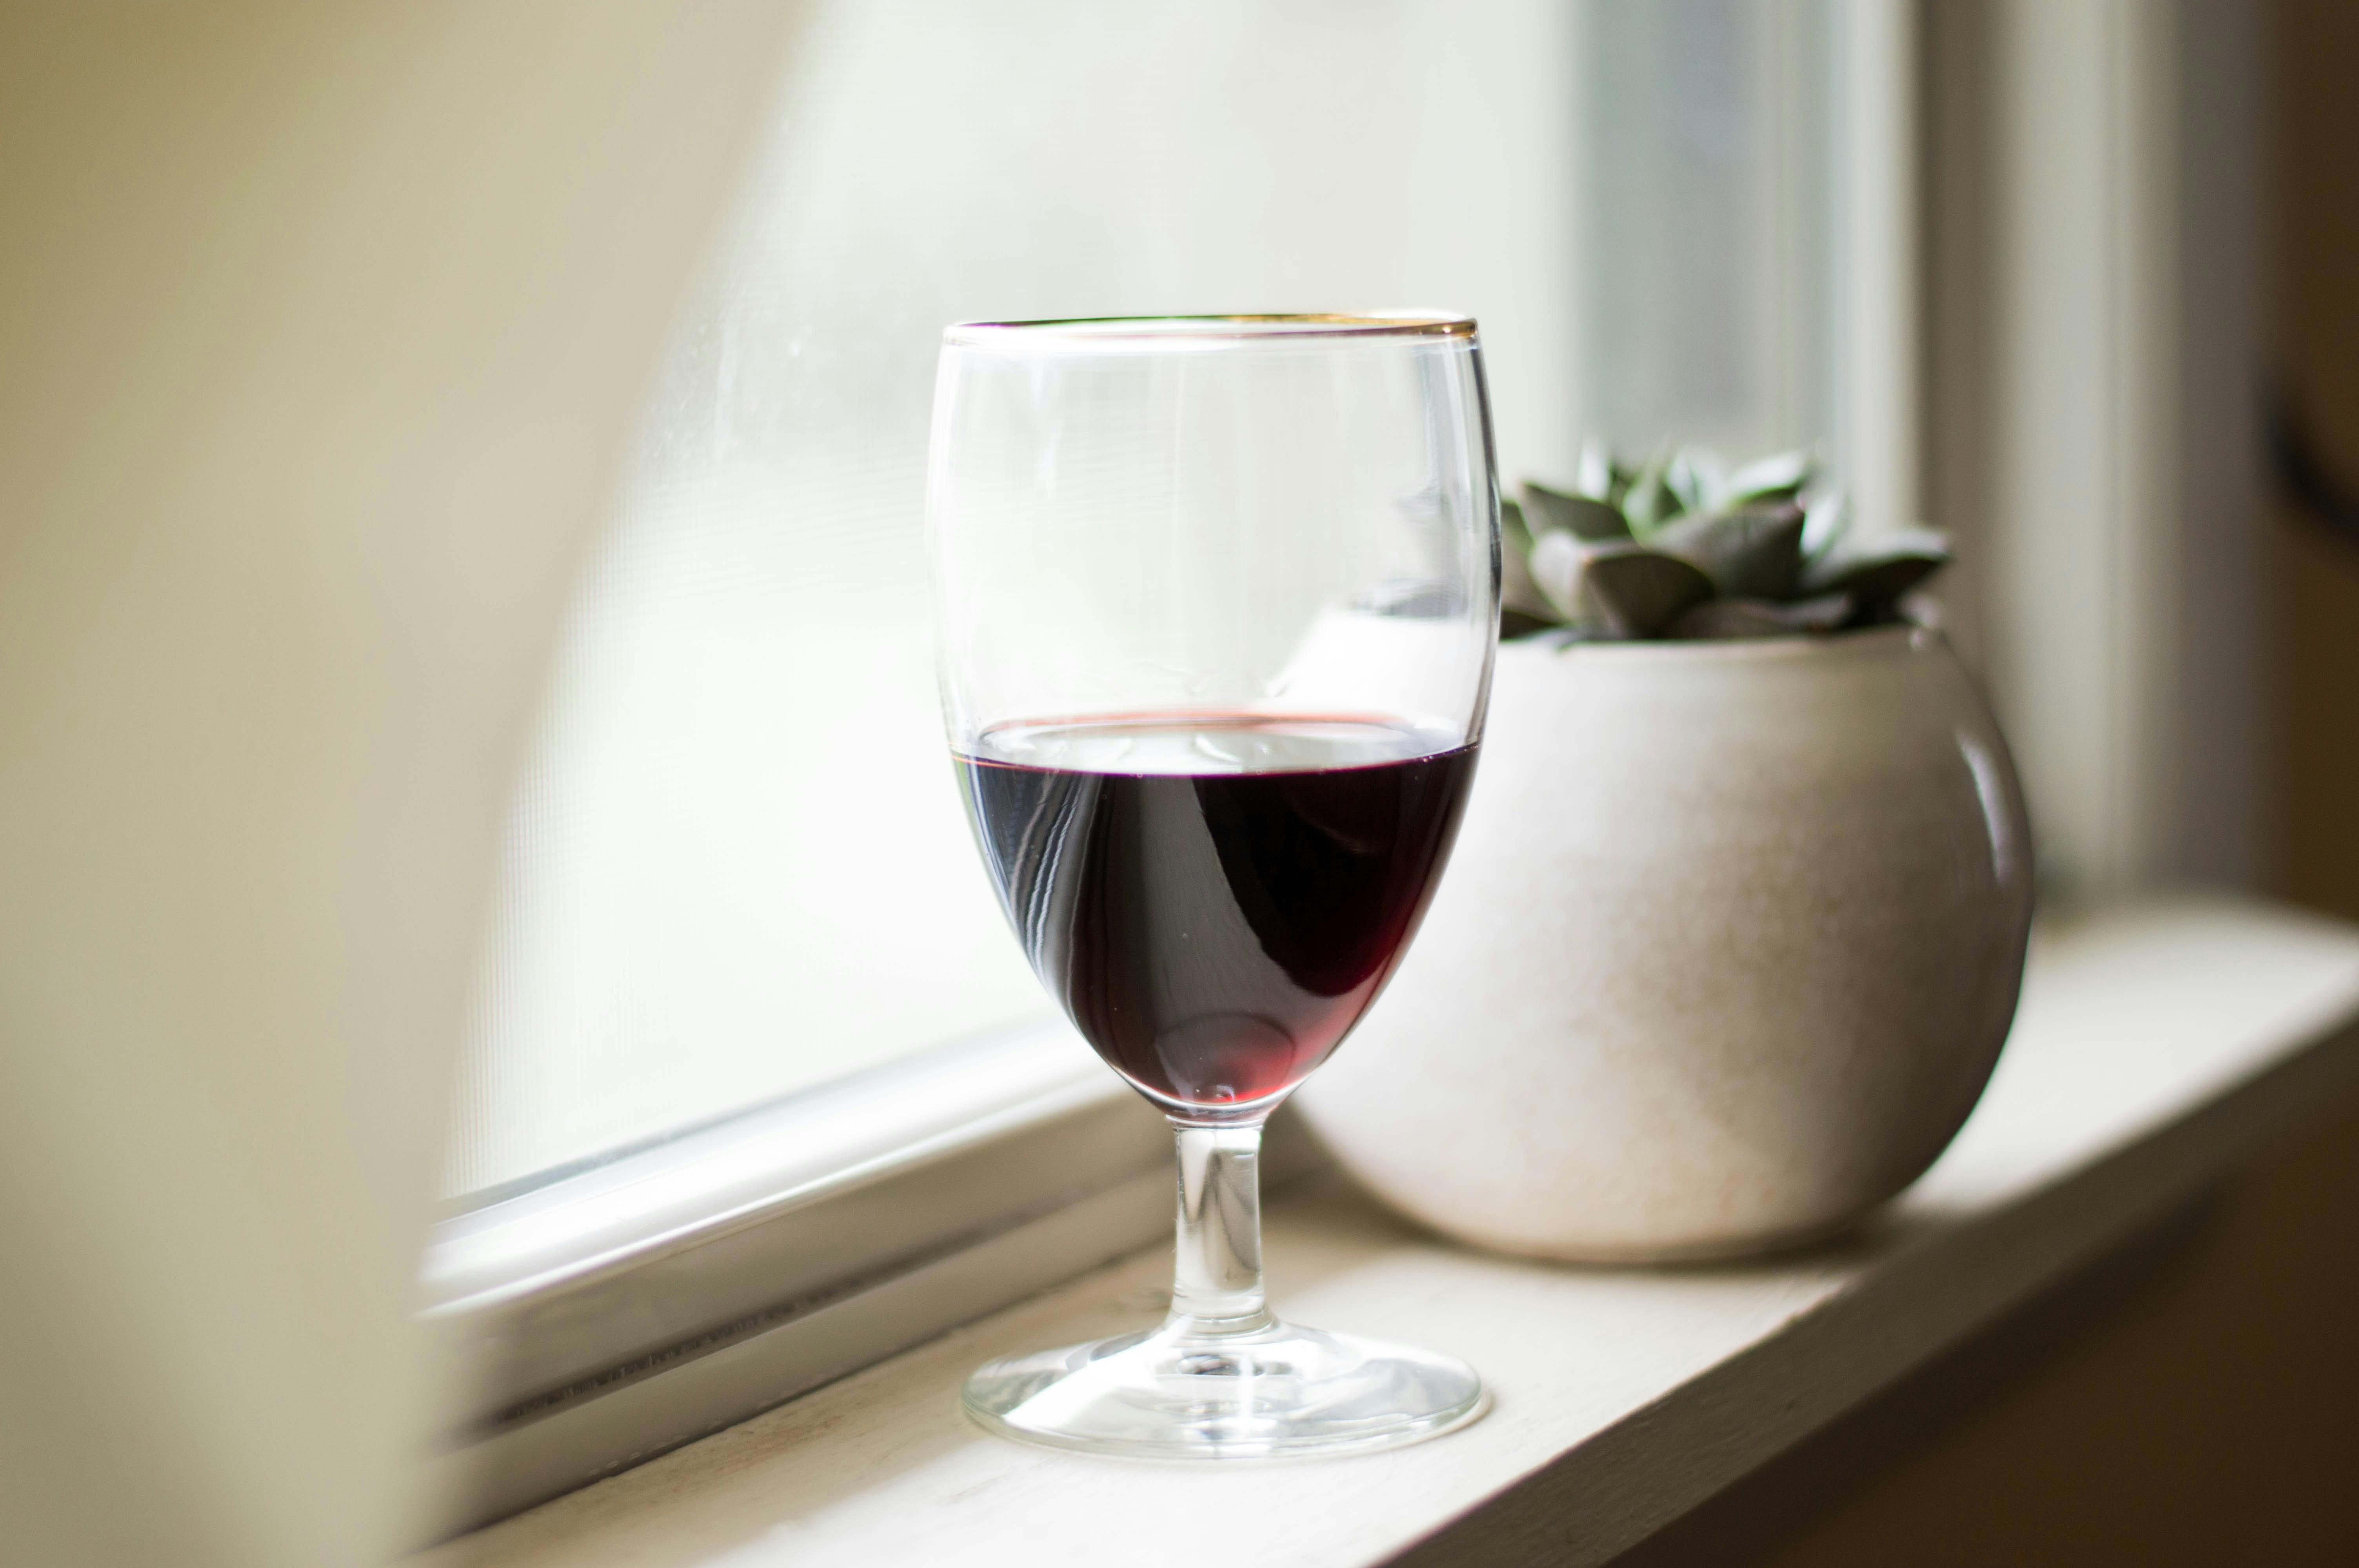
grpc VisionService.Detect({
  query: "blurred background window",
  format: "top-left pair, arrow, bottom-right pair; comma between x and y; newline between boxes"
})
442,0 -> 1919,1198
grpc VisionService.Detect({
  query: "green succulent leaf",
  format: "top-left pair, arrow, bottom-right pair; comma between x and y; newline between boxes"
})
1648,504 -> 1807,601
1587,548 -> 1716,637
1619,457 -> 1679,537
1525,529 -> 1592,621
1512,443 -> 1950,640
1530,535 -> 1714,637
1799,527 -> 1953,610
1501,493 -> 1531,544
1498,497 -> 1560,623
1522,480 -> 1631,542
1500,608 -> 1563,639
1663,447 -> 1725,517
1669,592 -> 1855,640
1574,436 -> 1616,502
1801,488 -> 1852,559
1724,447 -> 1819,506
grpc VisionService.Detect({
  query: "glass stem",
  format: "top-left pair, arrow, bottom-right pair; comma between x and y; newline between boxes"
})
1166,1120 -> 1275,1339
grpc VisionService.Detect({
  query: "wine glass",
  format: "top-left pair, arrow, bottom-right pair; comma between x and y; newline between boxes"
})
927,314 -> 1498,1459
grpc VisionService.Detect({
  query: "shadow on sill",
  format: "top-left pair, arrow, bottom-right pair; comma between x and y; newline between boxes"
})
1589,1189 -> 2224,1568
1576,1069 -> 2359,1568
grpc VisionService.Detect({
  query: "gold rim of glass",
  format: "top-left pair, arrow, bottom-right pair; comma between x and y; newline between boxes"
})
942,312 -> 1477,349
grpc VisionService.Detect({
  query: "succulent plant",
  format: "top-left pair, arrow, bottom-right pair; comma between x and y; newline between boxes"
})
1500,439 -> 1952,642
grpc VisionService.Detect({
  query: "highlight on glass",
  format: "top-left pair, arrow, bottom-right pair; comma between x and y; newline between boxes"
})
927,314 -> 1501,1459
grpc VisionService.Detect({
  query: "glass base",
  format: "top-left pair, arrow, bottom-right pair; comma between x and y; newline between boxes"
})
961,1318 -> 1486,1461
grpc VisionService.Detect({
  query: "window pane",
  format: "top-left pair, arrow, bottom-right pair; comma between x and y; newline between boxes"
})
441,0 -> 1590,1196
1578,0 -> 1839,458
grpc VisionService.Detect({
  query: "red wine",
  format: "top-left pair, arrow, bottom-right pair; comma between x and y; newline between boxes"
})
956,715 -> 1478,1120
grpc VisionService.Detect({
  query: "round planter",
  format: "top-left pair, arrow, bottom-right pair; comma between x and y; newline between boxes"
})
1295,624 -> 2034,1262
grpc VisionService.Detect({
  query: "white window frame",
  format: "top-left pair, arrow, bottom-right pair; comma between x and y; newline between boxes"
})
420,1024 -> 1324,1531
1929,0 -> 2264,899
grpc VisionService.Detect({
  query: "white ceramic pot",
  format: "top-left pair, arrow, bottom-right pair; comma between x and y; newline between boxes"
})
1295,625 -> 2034,1261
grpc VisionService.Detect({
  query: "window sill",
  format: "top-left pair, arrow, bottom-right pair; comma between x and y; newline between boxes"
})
417,896 -> 2359,1568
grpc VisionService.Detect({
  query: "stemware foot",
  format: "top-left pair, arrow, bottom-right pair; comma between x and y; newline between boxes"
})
960,1318 -> 1486,1461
